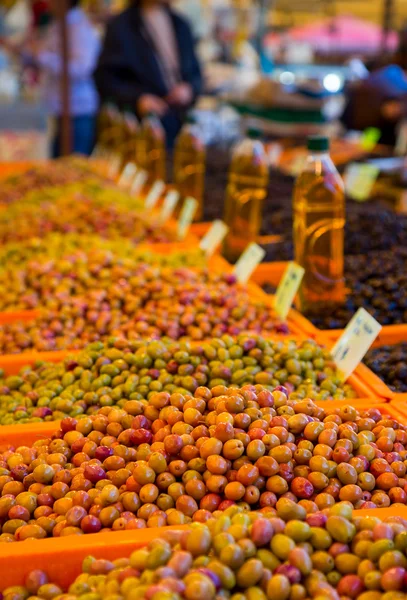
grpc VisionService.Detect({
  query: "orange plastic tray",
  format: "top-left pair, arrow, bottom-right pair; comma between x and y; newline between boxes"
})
392,394 -> 407,416
1,502 -> 407,590
0,161 -> 42,180
321,323 -> 407,347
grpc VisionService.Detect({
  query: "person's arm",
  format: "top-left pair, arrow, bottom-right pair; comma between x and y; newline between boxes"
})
37,23 -> 100,79
94,20 -> 153,107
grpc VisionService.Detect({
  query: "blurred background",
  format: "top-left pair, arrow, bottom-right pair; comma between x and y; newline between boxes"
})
0,0 -> 406,160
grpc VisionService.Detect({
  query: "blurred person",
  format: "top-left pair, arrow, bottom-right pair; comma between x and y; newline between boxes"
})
5,0 -> 100,156
94,0 -> 202,146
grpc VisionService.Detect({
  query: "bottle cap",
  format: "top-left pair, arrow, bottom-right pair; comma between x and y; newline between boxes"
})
247,127 -> 262,139
308,136 -> 329,152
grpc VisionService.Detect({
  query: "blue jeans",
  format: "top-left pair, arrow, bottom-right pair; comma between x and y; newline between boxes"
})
52,115 -> 97,157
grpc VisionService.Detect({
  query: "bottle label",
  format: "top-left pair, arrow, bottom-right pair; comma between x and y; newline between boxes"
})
178,197 -> 198,240
118,163 -> 138,189
274,262 -> 305,320
145,180 -> 165,210
200,220 -> 229,257
344,163 -> 379,201
234,243 -> 266,284
331,308 -> 382,381
159,190 -> 180,224
131,170 -> 148,196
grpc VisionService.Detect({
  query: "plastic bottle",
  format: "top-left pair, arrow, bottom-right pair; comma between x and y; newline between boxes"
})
173,115 -> 206,221
137,113 -> 166,183
222,127 -> 269,262
293,136 -> 346,312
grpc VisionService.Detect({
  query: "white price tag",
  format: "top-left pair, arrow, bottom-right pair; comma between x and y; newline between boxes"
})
108,154 -> 121,179
131,170 -> 148,196
178,197 -> 198,239
200,220 -> 229,257
234,243 -> 266,284
274,262 -> 305,320
159,190 -> 180,224
91,144 -> 104,159
118,163 -> 138,188
396,120 -> 407,156
344,163 -> 379,201
331,308 -> 382,381
268,143 -> 283,167
145,180 -> 165,210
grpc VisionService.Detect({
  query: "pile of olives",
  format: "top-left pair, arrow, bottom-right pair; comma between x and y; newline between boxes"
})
5,504 -> 407,599
0,268 -> 291,353
0,239 -> 207,310
0,336 -> 357,425
364,343 -> 407,393
0,384 -> 405,542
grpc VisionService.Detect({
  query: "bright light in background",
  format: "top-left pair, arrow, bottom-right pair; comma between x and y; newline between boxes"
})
279,71 -> 295,85
323,73 -> 342,93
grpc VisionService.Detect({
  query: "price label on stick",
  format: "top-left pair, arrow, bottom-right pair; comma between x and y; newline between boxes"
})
131,170 -> 148,196
331,308 -> 382,381
159,190 -> 180,224
178,197 -> 198,240
274,262 -> 305,320
234,243 -> 266,284
396,120 -> 407,156
91,144 -> 103,159
145,180 -> 165,210
118,162 -> 138,188
200,220 -> 229,257
108,154 -> 121,180
344,163 -> 379,201
361,127 -> 381,151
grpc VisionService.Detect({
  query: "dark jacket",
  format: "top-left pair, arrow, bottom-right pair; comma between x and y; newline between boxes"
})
94,5 -> 202,144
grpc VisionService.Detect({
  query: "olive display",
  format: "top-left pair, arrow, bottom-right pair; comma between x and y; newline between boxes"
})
5,505 -> 407,598
0,385 -> 405,542
0,265 -> 291,352
0,180 -> 175,245
0,336 -> 357,425
364,343 -> 407,393
302,248 -> 407,330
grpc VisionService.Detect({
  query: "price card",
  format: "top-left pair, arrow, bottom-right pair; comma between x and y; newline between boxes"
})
131,170 -> 148,196
200,220 -> 229,257
361,127 -> 381,151
274,262 -> 305,320
159,190 -> 180,224
118,162 -> 138,188
395,120 -> 407,156
331,308 -> 382,381
91,144 -> 103,159
145,180 -> 165,210
344,163 -> 380,201
178,197 -> 198,240
268,143 -> 283,167
234,243 -> 266,284
108,154 -> 121,180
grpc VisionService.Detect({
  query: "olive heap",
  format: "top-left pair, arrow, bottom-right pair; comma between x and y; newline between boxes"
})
0,234 -> 206,273
5,505 -> 407,600
302,248 -> 407,330
0,336 -> 357,425
364,344 -> 407,393
0,240 -> 207,310
0,266 -> 290,353
0,183 -> 174,246
261,203 -> 407,263
0,157 -> 109,205
0,384 -> 406,542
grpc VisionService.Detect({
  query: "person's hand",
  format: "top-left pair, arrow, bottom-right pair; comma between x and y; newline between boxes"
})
382,100 -> 403,121
137,94 -> 168,117
166,83 -> 193,107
